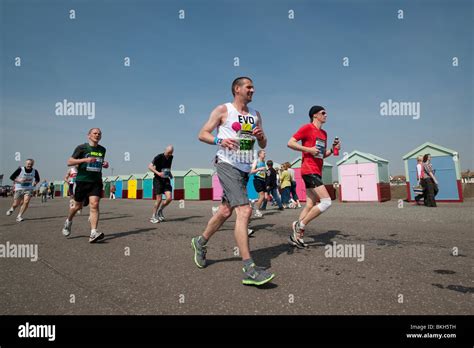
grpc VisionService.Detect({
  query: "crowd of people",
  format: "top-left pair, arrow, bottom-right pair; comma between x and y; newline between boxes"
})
4,77 -> 443,287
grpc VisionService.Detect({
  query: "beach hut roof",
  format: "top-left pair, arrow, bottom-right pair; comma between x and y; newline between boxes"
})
290,157 -> 333,168
336,151 -> 389,166
131,173 -> 148,179
106,175 -> 119,182
117,175 -> 133,180
461,170 -> 474,178
53,180 -> 63,185
391,175 -> 406,181
143,171 -> 155,179
172,170 -> 188,177
184,168 -> 214,176
402,142 -> 458,160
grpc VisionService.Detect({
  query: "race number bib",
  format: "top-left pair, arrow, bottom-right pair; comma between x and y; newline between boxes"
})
236,131 -> 256,164
315,138 -> 326,159
86,156 -> 103,172
162,168 -> 171,178
20,173 -> 35,188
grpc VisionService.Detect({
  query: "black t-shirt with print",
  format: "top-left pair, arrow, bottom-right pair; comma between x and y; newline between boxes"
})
71,143 -> 106,183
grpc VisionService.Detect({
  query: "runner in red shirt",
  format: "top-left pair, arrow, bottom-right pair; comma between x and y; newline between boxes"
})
287,105 -> 341,248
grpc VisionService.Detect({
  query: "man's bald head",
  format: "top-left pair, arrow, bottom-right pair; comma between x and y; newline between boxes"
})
165,145 -> 174,156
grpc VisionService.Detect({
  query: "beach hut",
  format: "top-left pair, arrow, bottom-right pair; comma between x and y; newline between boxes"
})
115,175 -> 132,199
105,176 -> 119,198
246,174 -> 259,200
337,151 -> 391,202
402,142 -> 463,202
127,175 -> 137,199
184,168 -> 213,200
142,172 -> 154,199
290,158 -> 335,201
172,170 -> 187,200
127,173 -> 147,199
62,181 -> 69,197
103,177 -> 110,198
212,172 -> 222,201
53,181 -> 63,197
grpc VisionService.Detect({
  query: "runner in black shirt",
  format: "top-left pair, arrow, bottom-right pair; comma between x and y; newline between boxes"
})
148,145 -> 174,223
61,128 -> 109,243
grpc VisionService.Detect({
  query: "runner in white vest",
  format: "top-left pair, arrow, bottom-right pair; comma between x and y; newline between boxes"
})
64,166 -> 81,213
6,159 -> 40,222
191,77 -> 275,287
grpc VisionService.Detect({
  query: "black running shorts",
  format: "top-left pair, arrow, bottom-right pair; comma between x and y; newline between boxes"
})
153,178 -> 172,196
302,174 -> 324,189
253,177 -> 266,193
74,181 -> 103,202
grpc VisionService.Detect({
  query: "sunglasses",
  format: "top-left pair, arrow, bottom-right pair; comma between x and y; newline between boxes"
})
321,111 -> 327,115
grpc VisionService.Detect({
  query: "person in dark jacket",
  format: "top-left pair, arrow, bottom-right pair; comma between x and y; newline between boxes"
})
262,160 -> 283,210
421,154 -> 439,207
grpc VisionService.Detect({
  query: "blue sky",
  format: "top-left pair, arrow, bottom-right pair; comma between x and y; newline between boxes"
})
1,0 -> 472,182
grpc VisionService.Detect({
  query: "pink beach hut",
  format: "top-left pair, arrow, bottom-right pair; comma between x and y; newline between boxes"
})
337,151 -> 391,202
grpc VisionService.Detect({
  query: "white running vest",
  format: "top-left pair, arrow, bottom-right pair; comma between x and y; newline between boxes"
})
14,167 -> 37,191
68,167 -> 78,184
216,103 -> 259,173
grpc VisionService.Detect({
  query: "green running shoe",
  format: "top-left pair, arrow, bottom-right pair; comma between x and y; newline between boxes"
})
242,263 -> 275,286
191,237 -> 207,268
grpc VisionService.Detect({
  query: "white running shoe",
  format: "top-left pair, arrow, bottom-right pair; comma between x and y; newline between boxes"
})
254,210 -> 263,218
62,220 -> 72,236
89,230 -> 104,243
150,217 -> 160,224
289,221 -> 307,248
16,216 -> 24,222
6,208 -> 14,216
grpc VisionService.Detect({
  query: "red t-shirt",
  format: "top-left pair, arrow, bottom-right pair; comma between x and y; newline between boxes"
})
292,123 -> 327,176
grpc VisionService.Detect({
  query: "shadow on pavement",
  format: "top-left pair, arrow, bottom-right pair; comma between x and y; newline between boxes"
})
206,256 -> 241,266
17,215 -> 72,221
253,282 -> 278,290
306,230 -> 343,247
67,227 -> 157,241
21,211 -> 114,222
166,215 -> 203,222
258,211 -> 280,216
251,243 -> 294,269
100,214 -> 134,221
102,227 -> 157,241
250,223 -> 275,230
